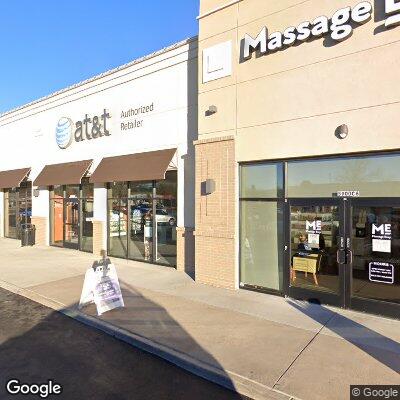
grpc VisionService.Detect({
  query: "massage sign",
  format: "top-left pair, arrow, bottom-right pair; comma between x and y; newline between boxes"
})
241,1 -> 400,60
306,220 -> 322,246
372,223 -> 392,253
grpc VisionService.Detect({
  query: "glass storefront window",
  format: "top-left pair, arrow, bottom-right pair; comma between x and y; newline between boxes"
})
239,162 -> 284,292
129,181 -> 153,262
110,182 -> 128,198
81,178 -> 94,199
352,205 -> 400,304
240,201 -> 283,291
155,171 -> 177,267
241,163 -> 284,198
81,199 -> 94,252
109,198 -> 128,258
4,182 -> 32,239
65,184 -> 80,199
53,185 -> 63,197
107,174 -> 177,267
288,154 -> 400,198
50,197 -> 64,247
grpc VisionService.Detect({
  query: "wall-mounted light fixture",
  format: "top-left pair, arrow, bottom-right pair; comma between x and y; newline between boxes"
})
205,105 -> 218,116
33,188 -> 40,197
201,179 -> 216,195
335,124 -> 349,140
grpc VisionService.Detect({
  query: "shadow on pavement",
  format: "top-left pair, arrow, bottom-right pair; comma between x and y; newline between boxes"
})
0,287 -> 245,400
287,300 -> 400,374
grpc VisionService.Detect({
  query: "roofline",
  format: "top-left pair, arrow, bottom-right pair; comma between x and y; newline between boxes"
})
0,36 -> 198,119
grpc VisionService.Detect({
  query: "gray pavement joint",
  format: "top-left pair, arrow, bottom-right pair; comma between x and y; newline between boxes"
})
271,312 -> 337,391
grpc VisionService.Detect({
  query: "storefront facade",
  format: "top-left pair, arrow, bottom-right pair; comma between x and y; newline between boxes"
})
196,0 -> 400,318
0,37 -> 198,272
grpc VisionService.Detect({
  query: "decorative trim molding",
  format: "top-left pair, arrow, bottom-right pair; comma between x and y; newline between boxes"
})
197,0 -> 242,20
194,135 -> 235,146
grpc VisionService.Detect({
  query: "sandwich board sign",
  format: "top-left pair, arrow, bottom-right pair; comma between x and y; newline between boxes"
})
79,259 -> 124,315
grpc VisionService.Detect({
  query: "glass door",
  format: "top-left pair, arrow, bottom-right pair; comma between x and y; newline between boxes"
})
64,199 -> 79,249
5,189 -> 18,239
349,199 -> 400,318
286,199 -> 347,307
80,199 -> 93,252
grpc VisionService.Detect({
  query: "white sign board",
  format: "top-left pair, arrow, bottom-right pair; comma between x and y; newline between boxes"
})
79,263 -> 124,315
371,223 -> 392,253
369,262 -> 394,284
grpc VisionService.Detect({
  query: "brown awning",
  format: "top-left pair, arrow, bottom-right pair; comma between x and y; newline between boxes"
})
33,160 -> 92,187
0,167 -> 31,189
90,148 -> 176,183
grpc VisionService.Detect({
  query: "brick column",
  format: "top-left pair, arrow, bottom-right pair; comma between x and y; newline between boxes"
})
31,216 -> 47,246
176,227 -> 195,276
194,136 -> 236,289
92,220 -> 105,257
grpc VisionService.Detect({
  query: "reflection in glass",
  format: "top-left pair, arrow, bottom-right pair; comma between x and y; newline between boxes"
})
5,189 -> 18,238
110,182 -> 128,198
240,201 -> 283,291
241,163 -> 284,198
81,199 -> 93,252
4,182 -> 32,239
109,199 -> 128,258
155,171 -> 177,266
352,206 -> 400,304
64,200 -> 79,246
288,154 -> 400,197
51,197 -> 64,247
65,185 -> 80,199
290,205 -> 340,293
129,181 -> 153,262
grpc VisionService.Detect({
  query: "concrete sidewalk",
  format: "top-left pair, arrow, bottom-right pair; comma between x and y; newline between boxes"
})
0,238 -> 399,400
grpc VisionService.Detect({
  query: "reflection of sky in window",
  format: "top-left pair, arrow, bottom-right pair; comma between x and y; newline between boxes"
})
288,155 -> 400,186
241,164 -> 282,197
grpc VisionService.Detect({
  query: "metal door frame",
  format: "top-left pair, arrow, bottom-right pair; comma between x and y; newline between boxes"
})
284,198 -> 347,308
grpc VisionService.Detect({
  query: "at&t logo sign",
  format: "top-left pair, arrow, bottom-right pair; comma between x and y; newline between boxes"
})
55,117 -> 73,149
55,109 -> 111,150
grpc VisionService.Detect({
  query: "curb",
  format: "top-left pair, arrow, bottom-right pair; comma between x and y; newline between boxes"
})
0,280 -> 299,400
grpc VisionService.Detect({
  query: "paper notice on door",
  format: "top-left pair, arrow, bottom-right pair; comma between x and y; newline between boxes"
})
308,233 -> 320,247
372,239 -> 391,253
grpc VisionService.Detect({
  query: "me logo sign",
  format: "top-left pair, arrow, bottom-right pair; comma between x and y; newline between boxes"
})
372,224 -> 392,237
306,220 -> 322,233
242,0 -> 400,60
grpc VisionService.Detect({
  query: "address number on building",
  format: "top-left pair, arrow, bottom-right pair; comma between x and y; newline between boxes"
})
337,191 -> 360,197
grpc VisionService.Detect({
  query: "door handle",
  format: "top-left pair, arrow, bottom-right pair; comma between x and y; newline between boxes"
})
346,249 -> 353,265
336,249 -> 346,264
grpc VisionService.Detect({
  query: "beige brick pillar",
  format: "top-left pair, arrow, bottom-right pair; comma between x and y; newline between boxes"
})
194,136 -> 236,289
92,220 -> 105,257
176,227 -> 195,275
31,216 -> 47,246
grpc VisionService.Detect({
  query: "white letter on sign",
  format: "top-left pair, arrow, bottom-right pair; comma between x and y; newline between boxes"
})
243,27 -> 267,58
385,0 -> 400,27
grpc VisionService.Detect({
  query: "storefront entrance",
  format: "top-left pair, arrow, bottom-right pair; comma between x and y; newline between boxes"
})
64,199 -> 79,249
287,198 -> 400,318
50,181 -> 93,252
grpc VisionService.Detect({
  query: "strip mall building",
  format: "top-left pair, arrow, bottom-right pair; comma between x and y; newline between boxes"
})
0,38 -> 198,273
0,1 -> 399,319
196,0 -> 400,319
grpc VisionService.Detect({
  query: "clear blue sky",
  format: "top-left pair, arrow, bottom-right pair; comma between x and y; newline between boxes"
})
0,1 -> 198,114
